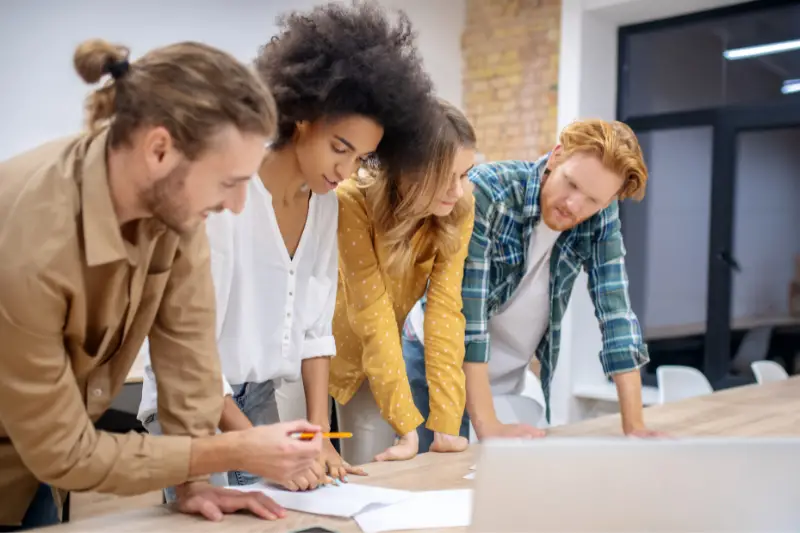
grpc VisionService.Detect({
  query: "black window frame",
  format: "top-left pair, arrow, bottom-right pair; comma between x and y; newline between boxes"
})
617,0 -> 800,387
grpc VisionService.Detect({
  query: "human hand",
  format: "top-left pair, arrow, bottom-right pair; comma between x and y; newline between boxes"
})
374,430 -> 419,462
477,420 -> 546,440
430,431 -> 469,453
320,438 -> 367,482
175,481 -> 285,522
282,456 -> 328,492
238,419 -> 322,485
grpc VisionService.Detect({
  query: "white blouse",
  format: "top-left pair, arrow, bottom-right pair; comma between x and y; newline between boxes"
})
137,177 -> 338,420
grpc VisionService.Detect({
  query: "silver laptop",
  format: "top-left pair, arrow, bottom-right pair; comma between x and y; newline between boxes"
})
470,437 -> 800,532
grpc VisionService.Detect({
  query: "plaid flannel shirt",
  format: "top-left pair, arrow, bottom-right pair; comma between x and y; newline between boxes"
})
408,156 -> 649,422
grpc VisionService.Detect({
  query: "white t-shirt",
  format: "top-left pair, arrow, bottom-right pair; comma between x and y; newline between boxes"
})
406,221 -> 560,396
137,177 -> 338,421
486,222 -> 561,395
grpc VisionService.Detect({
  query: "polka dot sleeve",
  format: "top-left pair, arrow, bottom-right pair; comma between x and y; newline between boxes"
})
422,202 -> 474,435
335,183 -> 424,435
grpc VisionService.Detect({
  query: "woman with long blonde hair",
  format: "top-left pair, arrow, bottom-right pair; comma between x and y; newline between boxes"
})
330,100 -> 477,465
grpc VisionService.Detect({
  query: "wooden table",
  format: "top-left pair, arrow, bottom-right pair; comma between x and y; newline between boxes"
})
46,377 -> 800,533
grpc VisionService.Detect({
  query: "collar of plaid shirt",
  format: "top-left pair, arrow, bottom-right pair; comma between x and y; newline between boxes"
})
432,154 -> 649,423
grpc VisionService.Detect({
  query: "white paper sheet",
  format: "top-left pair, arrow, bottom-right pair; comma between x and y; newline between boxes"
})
464,463 -> 477,479
354,489 -> 473,533
234,482 -> 411,518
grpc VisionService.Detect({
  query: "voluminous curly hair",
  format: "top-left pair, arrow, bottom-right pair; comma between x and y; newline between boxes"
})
255,1 -> 437,181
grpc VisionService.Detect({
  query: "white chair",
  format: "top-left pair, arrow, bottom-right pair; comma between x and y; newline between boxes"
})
731,326 -> 774,377
656,365 -> 713,404
495,394 -> 544,426
521,368 -> 546,410
468,372 -> 545,442
751,360 -> 789,384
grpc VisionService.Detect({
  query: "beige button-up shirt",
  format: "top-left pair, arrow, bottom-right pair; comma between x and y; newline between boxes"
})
0,130 -> 223,526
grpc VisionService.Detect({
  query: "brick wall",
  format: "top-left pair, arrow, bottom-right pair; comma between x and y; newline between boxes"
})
462,0 -> 561,162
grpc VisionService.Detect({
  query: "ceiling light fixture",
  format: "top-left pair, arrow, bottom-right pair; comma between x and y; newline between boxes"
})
723,39 -> 800,60
781,79 -> 800,95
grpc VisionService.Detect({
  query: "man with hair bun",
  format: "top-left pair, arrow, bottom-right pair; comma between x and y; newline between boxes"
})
0,39 -> 322,530
404,119 -> 663,448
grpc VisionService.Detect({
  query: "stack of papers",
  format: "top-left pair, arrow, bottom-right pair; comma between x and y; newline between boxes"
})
233,482 -> 473,532
234,482 -> 411,518
355,489 -> 473,533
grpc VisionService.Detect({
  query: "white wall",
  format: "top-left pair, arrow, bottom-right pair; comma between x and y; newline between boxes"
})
0,0 -> 465,160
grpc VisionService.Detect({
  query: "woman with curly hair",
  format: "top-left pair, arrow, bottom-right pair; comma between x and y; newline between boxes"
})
138,0 -> 436,494
330,99 -> 477,466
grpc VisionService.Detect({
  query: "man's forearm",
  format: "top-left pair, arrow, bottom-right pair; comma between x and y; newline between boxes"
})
218,394 -> 253,433
613,370 -> 645,433
464,362 -> 498,435
302,356 -> 332,430
189,432 -> 243,478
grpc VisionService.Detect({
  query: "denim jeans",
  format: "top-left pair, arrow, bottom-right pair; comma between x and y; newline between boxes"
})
0,483 -> 60,531
402,333 -> 470,453
142,380 -> 279,501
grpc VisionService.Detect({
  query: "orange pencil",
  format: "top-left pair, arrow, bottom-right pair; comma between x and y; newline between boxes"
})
291,432 -> 353,440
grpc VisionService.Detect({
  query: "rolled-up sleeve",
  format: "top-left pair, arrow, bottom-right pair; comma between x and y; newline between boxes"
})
463,175 -> 496,364
585,201 -> 650,375
0,270 -> 191,494
302,203 -> 338,359
148,225 -> 224,440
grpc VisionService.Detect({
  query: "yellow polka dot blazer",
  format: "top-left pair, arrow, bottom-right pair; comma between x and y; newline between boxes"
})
329,179 -> 474,436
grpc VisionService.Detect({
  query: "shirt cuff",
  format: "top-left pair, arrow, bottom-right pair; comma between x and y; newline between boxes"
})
146,435 -> 197,488
464,339 -> 490,363
387,409 -> 425,436
302,336 -> 336,359
600,344 -> 650,375
425,411 -> 464,435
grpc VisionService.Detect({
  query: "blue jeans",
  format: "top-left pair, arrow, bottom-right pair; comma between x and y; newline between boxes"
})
0,483 -> 60,531
402,333 -> 470,453
142,380 -> 279,500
